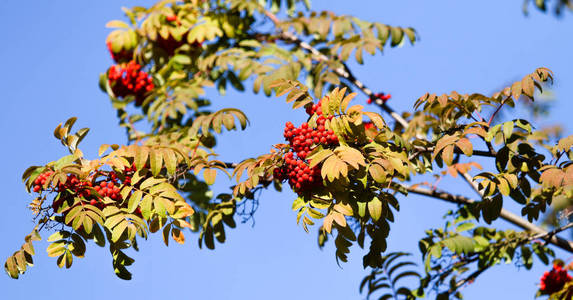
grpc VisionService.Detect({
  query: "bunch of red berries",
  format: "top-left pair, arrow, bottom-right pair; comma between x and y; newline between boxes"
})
367,92 -> 391,104
274,151 -> 322,194
94,181 -> 121,201
539,262 -> 572,294
305,100 -> 323,116
283,119 -> 338,159
107,41 -> 134,63
274,101 -> 340,195
34,164 -> 139,211
32,171 -> 54,193
55,175 -> 93,199
108,61 -> 154,106
92,165 -> 137,203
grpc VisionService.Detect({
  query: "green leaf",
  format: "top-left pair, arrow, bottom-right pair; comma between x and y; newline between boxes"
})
455,222 -> 475,233
150,149 -> 163,177
127,190 -> 143,213
173,54 -> 191,65
111,220 -> 128,242
368,197 -> 382,221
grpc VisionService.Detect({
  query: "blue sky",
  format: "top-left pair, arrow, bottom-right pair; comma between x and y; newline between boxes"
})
1,1 -> 572,299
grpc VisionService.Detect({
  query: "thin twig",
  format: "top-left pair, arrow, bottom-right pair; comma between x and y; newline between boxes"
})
403,184 -> 573,253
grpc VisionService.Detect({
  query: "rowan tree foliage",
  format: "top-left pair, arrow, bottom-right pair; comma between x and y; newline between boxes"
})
4,0 -> 573,299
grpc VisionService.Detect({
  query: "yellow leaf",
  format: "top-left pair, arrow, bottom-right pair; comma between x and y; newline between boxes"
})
455,138 -> 473,156
332,212 -> 347,227
335,146 -> 365,169
204,169 -> 217,185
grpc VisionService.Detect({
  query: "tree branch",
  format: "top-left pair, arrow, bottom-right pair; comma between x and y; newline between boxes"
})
404,184 -> 573,253
263,10 -> 410,129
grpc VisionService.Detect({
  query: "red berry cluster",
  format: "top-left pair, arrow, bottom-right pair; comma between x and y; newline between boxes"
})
283,119 -> 339,159
32,171 -> 54,193
367,93 -> 391,104
55,175 -> 93,199
94,181 -> 121,201
32,171 -> 94,210
108,61 -> 154,106
274,151 -> 322,195
107,41 -> 133,63
539,263 -> 572,294
34,164 -> 139,213
91,164 -> 137,205
274,101 -> 340,195
305,100 -> 323,116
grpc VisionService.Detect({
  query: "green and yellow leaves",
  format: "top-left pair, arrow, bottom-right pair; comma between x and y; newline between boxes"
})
493,68 -> 553,102
422,235 -> 476,272
279,11 -> 417,65
106,20 -> 138,57
64,202 -> 104,234
188,16 -> 223,43
293,197 -> 326,233
270,79 -> 314,109
189,108 -> 249,136
99,143 -> 189,176
4,229 -> 40,279
104,206 -> 146,243
46,231 -> 87,270
53,117 -> 90,155
198,200 -> 236,249
316,146 -> 365,182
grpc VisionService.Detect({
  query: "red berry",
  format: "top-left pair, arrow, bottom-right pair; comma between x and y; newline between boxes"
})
166,15 -> 177,22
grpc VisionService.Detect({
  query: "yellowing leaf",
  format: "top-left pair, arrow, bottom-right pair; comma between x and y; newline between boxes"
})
363,111 -> 386,128
204,169 -> 217,185
322,155 -> 347,181
368,197 -> 382,221
455,138 -> 473,156
307,149 -> 333,168
335,146 -> 365,169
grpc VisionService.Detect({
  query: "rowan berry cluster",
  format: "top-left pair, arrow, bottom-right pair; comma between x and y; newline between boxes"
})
274,101 -> 340,195
367,92 -> 391,104
90,165 -> 137,207
283,118 -> 339,159
33,164 -> 139,212
274,151 -> 322,195
107,41 -> 133,63
32,171 -> 54,193
108,61 -> 155,106
539,262 -> 572,294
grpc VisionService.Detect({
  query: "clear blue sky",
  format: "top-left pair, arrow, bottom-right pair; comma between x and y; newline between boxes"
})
1,1 -> 572,299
